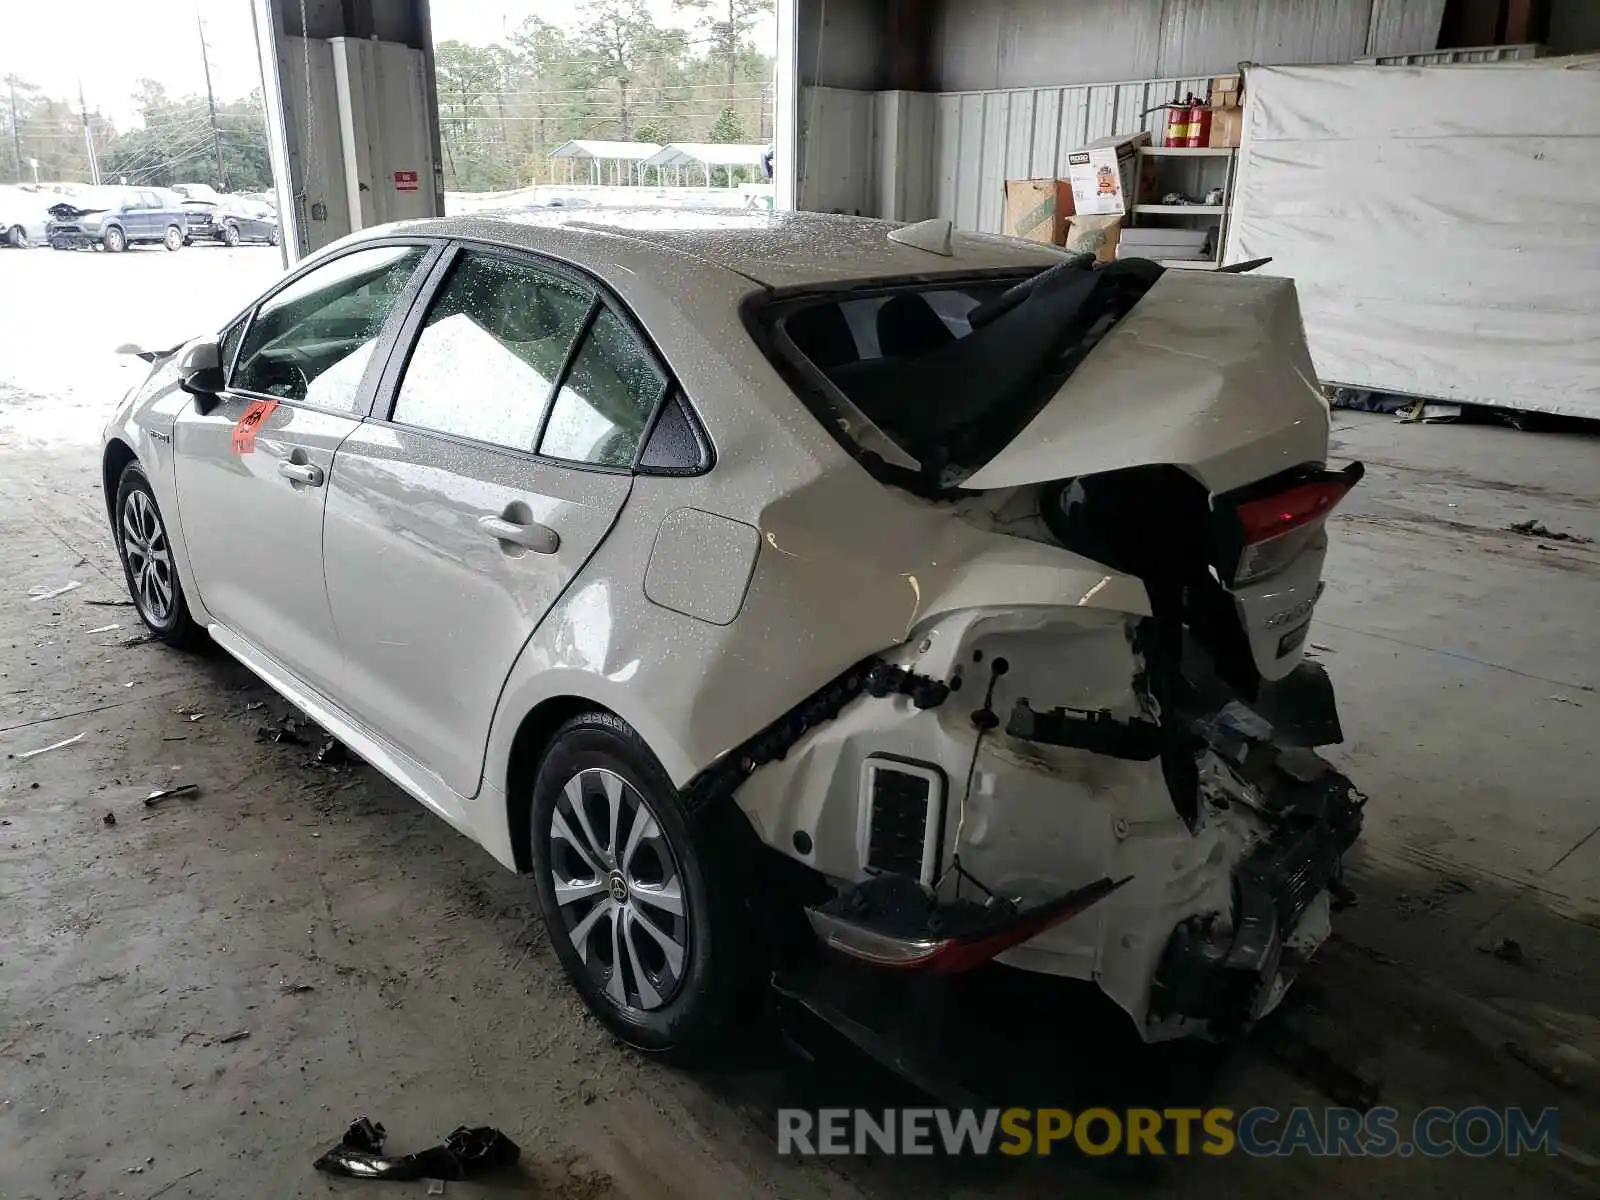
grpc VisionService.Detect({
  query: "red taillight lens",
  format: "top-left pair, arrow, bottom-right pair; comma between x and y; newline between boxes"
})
1236,480 -> 1353,545
1222,463 -> 1363,586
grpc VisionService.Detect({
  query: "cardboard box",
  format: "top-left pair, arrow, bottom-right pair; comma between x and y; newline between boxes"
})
1002,178 -> 1075,244
1065,132 -> 1150,217
1209,74 -> 1242,109
1064,214 -> 1124,263
1208,105 -> 1243,149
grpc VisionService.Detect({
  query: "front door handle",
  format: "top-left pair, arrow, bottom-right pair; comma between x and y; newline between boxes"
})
478,514 -> 560,555
277,460 -> 324,487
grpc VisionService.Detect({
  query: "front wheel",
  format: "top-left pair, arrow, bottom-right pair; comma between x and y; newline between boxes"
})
163,225 -> 183,251
6,225 -> 26,248
222,222 -> 241,247
114,464 -> 205,649
528,712 -> 758,1058
103,225 -> 126,253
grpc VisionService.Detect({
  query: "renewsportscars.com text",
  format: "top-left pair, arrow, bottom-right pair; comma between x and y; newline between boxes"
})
777,1106 -> 1559,1158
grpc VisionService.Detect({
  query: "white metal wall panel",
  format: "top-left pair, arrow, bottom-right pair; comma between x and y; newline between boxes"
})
931,76 -> 1207,234
933,0 -> 1390,91
933,0 -> 1165,92
797,87 -> 878,214
1364,0 -> 1446,58
1154,0 -> 1371,79
1359,44 -> 1543,65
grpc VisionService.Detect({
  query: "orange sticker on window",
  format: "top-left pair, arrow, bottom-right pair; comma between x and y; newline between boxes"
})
231,399 -> 278,455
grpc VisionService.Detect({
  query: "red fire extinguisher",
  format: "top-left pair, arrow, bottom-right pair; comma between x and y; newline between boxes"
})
1162,98 -> 1192,147
1188,96 -> 1213,148
1161,93 -> 1211,147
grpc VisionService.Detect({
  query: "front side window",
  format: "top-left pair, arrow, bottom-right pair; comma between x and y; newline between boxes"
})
539,308 -> 666,467
391,250 -> 593,451
233,245 -> 426,413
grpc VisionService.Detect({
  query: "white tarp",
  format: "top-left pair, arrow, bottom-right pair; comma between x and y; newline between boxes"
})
1225,57 -> 1600,418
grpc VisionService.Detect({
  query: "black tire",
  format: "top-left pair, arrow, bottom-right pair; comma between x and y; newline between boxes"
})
222,222 -> 241,247
268,226 -> 280,247
114,464 -> 206,649
163,224 -> 183,251
6,224 -> 26,248
103,224 -> 126,253
528,712 -> 757,1059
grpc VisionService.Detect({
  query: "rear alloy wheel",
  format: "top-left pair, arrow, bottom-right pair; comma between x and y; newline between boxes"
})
528,712 -> 756,1058
222,222 -> 241,247
6,224 -> 26,248
114,464 -> 204,649
103,225 -> 126,253
163,224 -> 183,251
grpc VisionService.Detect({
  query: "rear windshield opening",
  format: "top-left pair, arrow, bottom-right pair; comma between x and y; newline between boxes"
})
757,259 -> 1164,490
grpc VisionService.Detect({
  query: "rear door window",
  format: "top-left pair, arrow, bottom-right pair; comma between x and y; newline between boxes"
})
232,244 -> 427,413
389,249 -> 594,451
538,308 -> 666,468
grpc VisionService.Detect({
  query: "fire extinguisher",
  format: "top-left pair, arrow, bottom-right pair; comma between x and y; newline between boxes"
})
1188,96 -> 1212,148
1162,98 -> 1193,148
1161,93 -> 1212,148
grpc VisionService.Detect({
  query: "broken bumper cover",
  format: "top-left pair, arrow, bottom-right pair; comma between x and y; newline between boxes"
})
1151,746 -> 1363,1035
47,226 -> 98,248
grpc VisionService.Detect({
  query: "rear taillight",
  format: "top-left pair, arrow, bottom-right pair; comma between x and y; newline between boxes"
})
1219,463 -> 1363,585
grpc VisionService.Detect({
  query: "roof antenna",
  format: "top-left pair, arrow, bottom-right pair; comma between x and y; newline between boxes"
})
888,217 -> 954,256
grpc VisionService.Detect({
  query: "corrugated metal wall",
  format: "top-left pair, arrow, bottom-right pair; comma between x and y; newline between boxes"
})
1358,44 -> 1543,65
1365,0 -> 1449,58
931,0 -> 1421,91
932,76 -> 1208,233
797,87 -> 879,214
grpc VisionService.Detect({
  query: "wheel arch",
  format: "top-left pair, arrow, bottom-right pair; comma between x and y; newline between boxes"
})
102,437 -> 137,525
504,694 -> 614,872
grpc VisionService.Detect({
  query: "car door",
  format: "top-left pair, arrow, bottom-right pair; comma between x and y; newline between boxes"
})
113,194 -> 143,241
172,241 -> 436,699
322,244 -> 665,797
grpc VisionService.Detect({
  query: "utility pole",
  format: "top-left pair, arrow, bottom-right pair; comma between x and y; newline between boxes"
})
198,15 -> 227,190
79,82 -> 100,186
6,77 -> 22,184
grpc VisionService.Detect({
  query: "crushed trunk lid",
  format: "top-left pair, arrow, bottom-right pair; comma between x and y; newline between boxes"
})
961,271 -> 1330,496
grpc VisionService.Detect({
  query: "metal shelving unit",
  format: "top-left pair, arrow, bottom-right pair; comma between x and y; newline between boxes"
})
1127,145 -> 1238,269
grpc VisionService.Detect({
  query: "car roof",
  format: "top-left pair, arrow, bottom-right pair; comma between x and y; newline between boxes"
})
381,207 -> 1066,289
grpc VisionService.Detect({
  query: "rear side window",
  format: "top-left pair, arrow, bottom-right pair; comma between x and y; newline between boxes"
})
538,308 -> 666,467
390,250 -> 593,451
233,244 -> 426,412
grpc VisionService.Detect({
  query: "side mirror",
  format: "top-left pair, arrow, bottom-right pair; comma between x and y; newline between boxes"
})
177,338 -> 226,413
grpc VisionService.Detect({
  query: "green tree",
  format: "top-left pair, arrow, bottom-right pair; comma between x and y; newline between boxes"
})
95,80 -> 271,191
576,0 -> 683,140
674,0 -> 774,90
709,106 -> 744,143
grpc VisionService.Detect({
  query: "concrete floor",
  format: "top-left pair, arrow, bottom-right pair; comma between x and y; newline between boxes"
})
2,248 -> 1598,1198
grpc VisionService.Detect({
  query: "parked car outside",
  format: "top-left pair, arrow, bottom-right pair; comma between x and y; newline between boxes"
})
47,186 -> 189,252
184,198 -> 280,247
100,210 -> 1365,1063
0,184 -> 52,247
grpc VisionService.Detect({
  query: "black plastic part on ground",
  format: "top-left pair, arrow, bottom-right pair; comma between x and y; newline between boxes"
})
312,1118 -> 520,1181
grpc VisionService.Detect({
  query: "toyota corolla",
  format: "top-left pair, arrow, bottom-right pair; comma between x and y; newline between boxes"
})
101,209 -> 1364,1059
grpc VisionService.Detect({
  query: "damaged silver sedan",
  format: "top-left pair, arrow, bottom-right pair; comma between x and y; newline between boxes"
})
100,209 -> 1363,1063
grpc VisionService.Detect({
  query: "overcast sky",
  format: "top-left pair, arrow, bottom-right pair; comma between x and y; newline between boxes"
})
0,1 -> 777,128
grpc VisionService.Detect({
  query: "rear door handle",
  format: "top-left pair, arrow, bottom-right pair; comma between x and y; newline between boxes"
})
277,460 -> 324,487
478,514 -> 560,555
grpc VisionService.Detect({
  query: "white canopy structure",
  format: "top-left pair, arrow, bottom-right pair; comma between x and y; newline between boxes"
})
548,140 -> 662,186
642,143 -> 770,186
